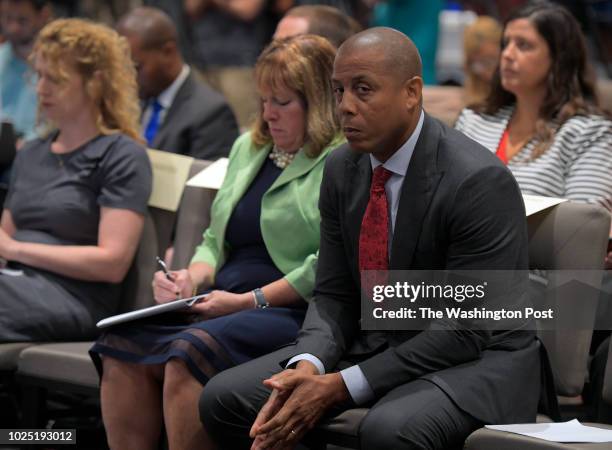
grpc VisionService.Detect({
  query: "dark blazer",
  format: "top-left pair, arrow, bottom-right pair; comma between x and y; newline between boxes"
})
151,71 -> 239,160
292,113 -> 540,424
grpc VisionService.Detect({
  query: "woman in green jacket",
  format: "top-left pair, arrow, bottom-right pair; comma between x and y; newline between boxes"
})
91,35 -> 344,450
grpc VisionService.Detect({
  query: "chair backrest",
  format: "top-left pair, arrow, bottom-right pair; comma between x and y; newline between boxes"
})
118,210 -> 158,313
527,202 -> 611,396
422,85 -> 464,127
149,207 -> 176,260
171,159 -> 217,269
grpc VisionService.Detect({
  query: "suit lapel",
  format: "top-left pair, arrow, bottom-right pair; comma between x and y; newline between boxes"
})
390,115 -> 444,268
345,152 -> 372,278
151,73 -> 195,149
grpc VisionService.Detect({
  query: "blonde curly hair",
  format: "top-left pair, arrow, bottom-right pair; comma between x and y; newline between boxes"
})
31,18 -> 141,141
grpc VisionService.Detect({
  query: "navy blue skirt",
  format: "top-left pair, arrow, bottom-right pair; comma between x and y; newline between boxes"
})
90,307 -> 305,385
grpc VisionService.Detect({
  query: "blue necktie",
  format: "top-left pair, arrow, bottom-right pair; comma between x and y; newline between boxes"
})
144,99 -> 163,147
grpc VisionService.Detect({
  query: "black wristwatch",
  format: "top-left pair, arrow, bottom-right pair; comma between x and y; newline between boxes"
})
252,288 -> 269,309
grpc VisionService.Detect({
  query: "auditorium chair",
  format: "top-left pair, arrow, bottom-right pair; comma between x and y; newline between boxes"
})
463,202 -> 612,449
309,202 -> 611,449
462,336 -> 610,450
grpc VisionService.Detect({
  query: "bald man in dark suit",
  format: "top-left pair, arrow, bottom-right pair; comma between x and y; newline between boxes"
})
198,28 -> 541,450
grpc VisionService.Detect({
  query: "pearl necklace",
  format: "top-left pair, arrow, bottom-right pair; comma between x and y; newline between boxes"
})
268,146 -> 297,169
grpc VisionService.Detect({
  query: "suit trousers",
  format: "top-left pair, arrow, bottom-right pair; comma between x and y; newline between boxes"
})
199,345 -> 482,450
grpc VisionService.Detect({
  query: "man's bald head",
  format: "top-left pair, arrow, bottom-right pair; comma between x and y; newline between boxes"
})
117,6 -> 178,50
117,6 -> 182,99
332,27 -> 423,161
338,27 -> 422,83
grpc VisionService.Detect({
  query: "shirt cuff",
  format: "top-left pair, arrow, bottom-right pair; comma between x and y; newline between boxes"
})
340,365 -> 375,405
286,353 -> 325,375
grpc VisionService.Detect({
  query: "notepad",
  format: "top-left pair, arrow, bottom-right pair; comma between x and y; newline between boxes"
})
186,157 -> 228,190
523,194 -> 566,216
486,419 -> 612,443
96,293 -> 207,328
0,268 -> 23,276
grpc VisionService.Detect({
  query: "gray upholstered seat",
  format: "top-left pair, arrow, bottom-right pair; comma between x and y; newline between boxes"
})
0,343 -> 35,372
18,342 -> 99,391
464,423 -> 612,450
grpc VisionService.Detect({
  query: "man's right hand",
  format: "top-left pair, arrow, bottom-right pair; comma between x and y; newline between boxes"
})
250,387 -> 292,447
152,268 -> 193,303
250,361 -> 319,448
250,361 -> 350,450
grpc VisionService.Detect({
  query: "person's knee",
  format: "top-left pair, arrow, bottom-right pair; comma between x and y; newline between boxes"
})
199,369 -> 261,450
102,357 -> 160,385
163,358 -> 194,394
199,372 -> 235,431
359,407 -> 428,450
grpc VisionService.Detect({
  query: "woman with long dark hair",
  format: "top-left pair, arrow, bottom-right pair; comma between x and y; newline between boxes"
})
455,1 -> 612,211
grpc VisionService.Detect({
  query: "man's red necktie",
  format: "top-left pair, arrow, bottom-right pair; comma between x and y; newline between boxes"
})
359,166 -> 393,288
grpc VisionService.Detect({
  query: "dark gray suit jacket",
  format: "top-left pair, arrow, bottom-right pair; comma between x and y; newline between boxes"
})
292,113 -> 540,424
150,71 -> 239,160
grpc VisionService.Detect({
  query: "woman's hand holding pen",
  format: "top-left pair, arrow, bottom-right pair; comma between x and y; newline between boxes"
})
152,269 -> 194,303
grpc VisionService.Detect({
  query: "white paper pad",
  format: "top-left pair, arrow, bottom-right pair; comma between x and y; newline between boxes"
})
523,194 -> 567,216
147,149 -> 194,211
486,419 -> 612,443
96,293 -> 207,328
0,268 -> 23,276
186,157 -> 228,190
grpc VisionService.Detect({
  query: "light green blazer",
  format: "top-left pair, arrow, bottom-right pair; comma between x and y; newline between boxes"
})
191,132 -> 344,299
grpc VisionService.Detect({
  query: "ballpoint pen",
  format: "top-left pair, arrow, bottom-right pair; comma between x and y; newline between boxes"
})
156,256 -> 174,281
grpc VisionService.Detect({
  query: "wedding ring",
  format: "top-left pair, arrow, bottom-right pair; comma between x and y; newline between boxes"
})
290,429 -> 297,436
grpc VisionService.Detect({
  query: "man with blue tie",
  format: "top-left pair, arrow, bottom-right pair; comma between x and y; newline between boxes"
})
117,7 -> 239,159
199,28 -> 541,450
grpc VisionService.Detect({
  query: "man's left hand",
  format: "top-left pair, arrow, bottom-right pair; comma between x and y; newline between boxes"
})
251,369 -> 349,449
